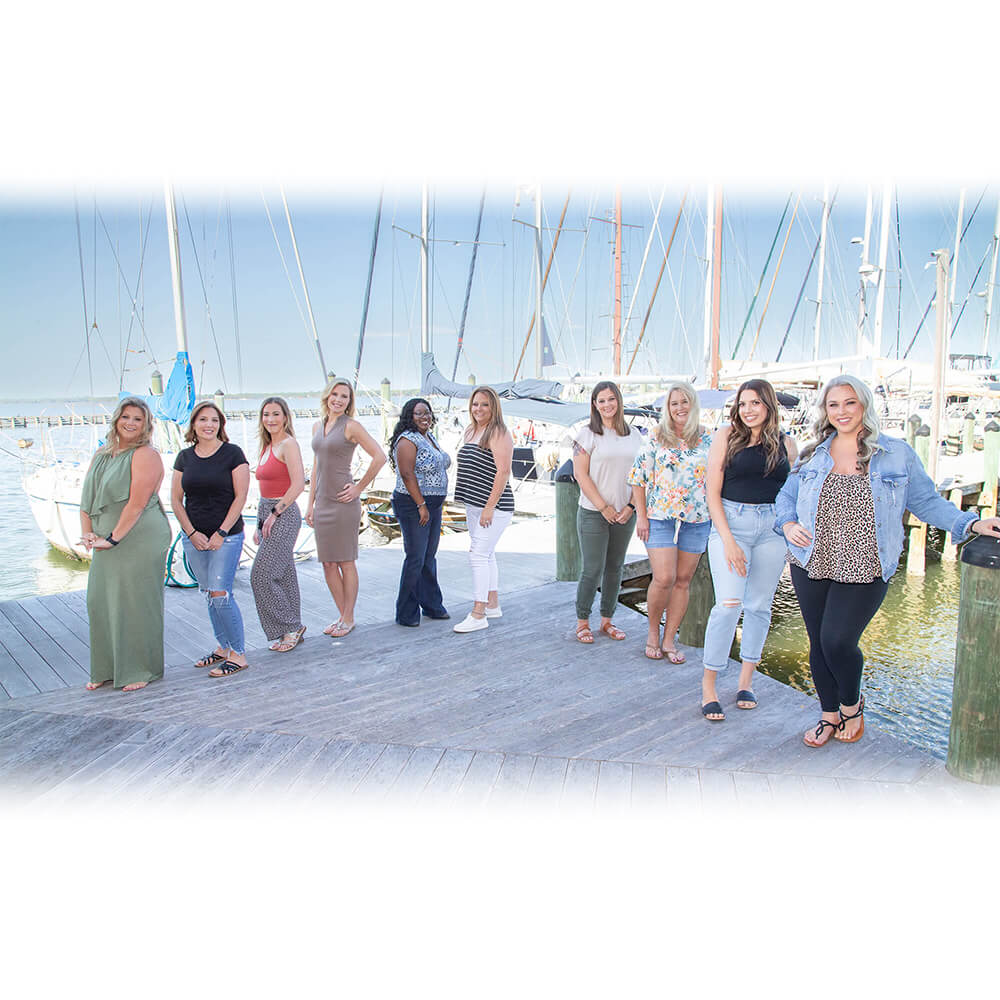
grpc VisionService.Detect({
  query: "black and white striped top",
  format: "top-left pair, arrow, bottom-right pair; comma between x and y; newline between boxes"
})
453,441 -> 515,512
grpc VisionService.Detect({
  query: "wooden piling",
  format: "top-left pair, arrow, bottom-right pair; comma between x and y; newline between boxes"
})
678,556 -> 715,648
942,487 -> 964,562
906,413 -> 921,448
380,377 -> 392,442
907,424 -> 931,576
947,535 -> 1000,784
982,420 -> 1000,518
962,411 -> 976,454
554,461 -> 581,582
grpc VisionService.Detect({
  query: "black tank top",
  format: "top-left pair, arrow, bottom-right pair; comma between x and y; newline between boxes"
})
721,437 -> 790,504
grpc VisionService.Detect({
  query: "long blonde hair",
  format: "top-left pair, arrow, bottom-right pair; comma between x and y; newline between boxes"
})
258,396 -> 295,456
466,386 -> 508,452
656,381 -> 702,449
320,378 -> 356,422
796,374 -> 883,470
100,396 -> 155,454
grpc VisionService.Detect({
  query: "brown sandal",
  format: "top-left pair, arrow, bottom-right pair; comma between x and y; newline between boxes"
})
644,644 -> 664,660
576,624 -> 595,644
600,622 -> 626,640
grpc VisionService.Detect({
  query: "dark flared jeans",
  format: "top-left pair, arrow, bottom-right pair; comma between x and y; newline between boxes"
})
391,492 -> 448,626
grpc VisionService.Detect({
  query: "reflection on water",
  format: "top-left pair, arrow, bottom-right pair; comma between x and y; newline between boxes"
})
629,533 -> 960,760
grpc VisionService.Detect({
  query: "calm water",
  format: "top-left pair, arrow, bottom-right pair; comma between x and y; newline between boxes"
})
1,400 -> 964,760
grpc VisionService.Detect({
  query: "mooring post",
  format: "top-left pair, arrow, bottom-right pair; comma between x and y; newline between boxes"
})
380,377 -> 391,441
907,424 -> 931,575
554,459 -> 581,582
906,413 -> 921,448
982,419 -> 1000,518
942,487 -> 964,562
677,556 -> 716,648
962,411 -> 976,454
947,534 -> 1000,783
213,388 -> 225,412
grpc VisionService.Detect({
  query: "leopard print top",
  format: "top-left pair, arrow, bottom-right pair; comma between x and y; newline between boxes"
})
789,472 -> 883,583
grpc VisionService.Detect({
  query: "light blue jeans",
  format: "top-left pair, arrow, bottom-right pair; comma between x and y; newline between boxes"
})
703,500 -> 786,671
181,532 -> 246,656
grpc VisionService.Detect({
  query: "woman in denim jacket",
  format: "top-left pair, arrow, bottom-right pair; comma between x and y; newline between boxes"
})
775,374 -> 1000,747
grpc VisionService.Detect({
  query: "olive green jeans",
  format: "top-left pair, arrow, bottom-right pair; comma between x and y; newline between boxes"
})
575,506 -> 636,620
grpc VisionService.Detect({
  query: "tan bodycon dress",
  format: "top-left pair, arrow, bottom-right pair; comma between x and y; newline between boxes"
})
312,415 -> 361,562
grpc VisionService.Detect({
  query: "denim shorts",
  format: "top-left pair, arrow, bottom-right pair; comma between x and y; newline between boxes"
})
646,516 -> 711,553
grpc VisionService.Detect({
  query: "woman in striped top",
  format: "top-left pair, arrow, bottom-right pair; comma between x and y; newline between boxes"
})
452,386 -> 515,633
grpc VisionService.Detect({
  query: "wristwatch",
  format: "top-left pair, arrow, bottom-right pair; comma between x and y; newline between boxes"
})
217,527 -> 229,538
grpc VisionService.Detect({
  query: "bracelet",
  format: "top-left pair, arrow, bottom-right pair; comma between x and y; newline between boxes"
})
271,508 -> 282,518
417,501 -> 427,509
186,529 -> 195,538
627,502 -> 636,511
106,533 -> 119,546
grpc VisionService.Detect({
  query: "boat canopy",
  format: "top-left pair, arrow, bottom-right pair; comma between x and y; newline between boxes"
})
421,352 -> 590,426
120,351 -> 196,427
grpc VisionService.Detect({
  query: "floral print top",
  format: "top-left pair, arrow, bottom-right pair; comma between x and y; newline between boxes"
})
627,429 -> 712,523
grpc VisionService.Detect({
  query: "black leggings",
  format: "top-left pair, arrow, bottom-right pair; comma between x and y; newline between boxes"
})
790,565 -> 889,712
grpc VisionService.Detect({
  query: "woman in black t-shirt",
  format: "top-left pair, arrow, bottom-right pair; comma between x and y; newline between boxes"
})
699,380 -> 798,721
171,401 -> 251,678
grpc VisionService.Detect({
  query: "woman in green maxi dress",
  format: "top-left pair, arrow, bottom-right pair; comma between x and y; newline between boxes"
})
79,398 -> 171,692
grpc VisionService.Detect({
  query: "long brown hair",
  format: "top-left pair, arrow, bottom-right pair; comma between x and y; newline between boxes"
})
725,379 -> 783,473
257,396 -> 295,456
100,396 -> 156,454
588,380 -> 628,437
466,386 -> 508,452
320,378 -> 356,421
184,401 -> 229,445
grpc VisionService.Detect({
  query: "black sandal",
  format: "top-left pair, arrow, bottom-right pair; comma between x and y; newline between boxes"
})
701,700 -> 725,722
208,659 -> 249,678
836,696 -> 865,744
804,718 -> 840,747
195,651 -> 226,669
736,689 -> 758,709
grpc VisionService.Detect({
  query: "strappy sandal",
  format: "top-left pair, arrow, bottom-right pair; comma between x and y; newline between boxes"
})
194,651 -> 226,669
645,644 -> 664,660
600,622 -> 626,640
803,718 -> 840,747
576,624 -> 595,644
327,621 -> 355,638
835,696 -> 865,743
270,625 -> 306,652
662,647 -> 686,664
209,660 -> 249,678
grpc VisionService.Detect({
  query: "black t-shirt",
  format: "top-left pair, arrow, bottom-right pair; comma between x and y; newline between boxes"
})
173,442 -> 248,536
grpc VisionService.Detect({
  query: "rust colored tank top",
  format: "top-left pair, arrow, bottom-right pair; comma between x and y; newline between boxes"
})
256,446 -> 291,499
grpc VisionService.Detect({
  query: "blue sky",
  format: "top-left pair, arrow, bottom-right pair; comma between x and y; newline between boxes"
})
1,184 -> 997,403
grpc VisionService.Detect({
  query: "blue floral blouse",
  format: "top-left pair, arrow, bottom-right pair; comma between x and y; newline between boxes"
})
627,429 -> 712,523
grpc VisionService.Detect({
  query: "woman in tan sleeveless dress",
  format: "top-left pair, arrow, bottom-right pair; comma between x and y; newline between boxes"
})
305,379 -> 386,637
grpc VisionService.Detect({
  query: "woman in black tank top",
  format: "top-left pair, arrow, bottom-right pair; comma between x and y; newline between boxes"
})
699,380 -> 798,721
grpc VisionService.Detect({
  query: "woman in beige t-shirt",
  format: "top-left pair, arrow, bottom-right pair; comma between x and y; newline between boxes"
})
571,381 -> 643,644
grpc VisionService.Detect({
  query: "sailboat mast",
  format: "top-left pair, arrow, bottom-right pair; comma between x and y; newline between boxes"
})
421,185 -> 430,354
856,185 -> 873,356
710,189 -> 723,388
281,189 -> 328,380
947,189 -> 965,352
872,182 -> 893,362
535,185 -> 544,377
702,185 -> 715,383
613,186 -> 622,375
983,198 -> 1000,356
813,183 -> 830,361
164,186 -> 189,355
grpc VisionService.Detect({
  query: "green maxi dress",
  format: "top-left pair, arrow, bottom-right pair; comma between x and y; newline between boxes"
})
80,448 -> 171,688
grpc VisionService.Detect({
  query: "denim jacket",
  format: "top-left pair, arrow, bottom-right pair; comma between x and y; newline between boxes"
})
773,433 -> 978,582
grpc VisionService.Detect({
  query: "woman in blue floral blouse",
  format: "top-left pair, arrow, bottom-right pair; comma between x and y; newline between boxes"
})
628,382 -> 712,661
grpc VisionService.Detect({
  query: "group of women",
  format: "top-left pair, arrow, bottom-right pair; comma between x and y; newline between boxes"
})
571,373 -> 1000,743
78,379 -> 519,692
80,373 -> 1000,749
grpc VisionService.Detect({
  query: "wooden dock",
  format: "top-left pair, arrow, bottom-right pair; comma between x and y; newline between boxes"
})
1,520 -> 996,811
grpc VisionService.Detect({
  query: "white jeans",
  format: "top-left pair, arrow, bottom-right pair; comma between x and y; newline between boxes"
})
464,505 -> 513,601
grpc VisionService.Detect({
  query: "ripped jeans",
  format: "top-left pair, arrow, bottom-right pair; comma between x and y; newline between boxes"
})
181,532 -> 246,655
702,501 -> 786,671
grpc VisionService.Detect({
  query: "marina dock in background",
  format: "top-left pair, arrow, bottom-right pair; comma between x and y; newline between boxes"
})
1,518 -> 996,811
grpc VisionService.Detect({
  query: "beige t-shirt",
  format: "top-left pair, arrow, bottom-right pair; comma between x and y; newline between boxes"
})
574,424 -> 644,512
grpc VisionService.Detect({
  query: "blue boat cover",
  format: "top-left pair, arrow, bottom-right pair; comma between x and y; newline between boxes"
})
119,351 -> 196,426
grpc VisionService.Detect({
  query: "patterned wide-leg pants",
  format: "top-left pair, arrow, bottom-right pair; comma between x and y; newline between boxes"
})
251,499 -> 303,640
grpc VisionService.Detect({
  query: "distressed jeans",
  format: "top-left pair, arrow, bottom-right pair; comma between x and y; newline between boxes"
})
181,532 -> 246,655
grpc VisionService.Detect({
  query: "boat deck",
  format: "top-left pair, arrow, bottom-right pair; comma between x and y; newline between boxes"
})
1,519 -> 996,811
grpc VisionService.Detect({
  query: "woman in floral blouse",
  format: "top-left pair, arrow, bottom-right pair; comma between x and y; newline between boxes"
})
628,382 -> 712,661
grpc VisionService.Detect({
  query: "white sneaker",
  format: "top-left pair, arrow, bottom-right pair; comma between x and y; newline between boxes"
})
453,613 -> 489,633
485,605 -> 503,619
